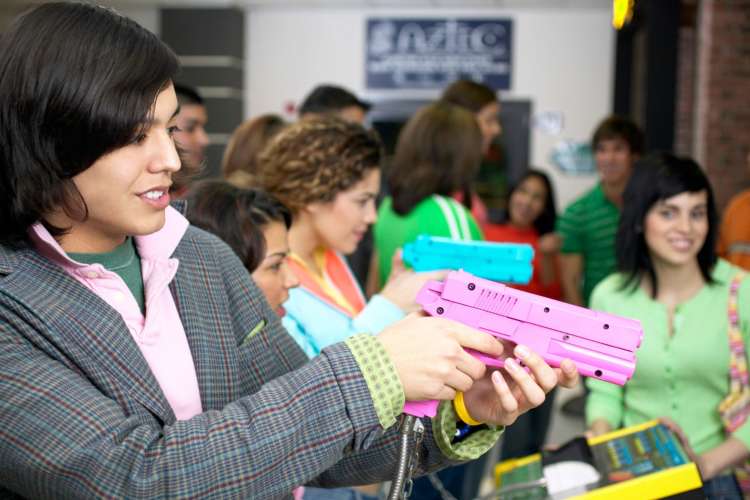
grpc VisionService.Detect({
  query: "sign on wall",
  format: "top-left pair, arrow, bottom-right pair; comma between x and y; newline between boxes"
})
366,18 -> 513,90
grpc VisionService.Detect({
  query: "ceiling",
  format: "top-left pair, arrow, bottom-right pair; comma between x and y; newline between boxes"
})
2,0 -> 610,9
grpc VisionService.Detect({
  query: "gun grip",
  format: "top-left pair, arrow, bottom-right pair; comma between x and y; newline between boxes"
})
403,349 -> 508,418
403,399 -> 440,418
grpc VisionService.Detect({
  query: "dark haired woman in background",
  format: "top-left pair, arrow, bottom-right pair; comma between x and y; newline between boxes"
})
484,169 -> 561,300
0,3 -> 579,497
586,154 -> 750,499
186,180 -> 299,314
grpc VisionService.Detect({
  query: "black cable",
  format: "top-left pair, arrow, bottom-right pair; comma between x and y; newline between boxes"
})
387,414 -> 417,500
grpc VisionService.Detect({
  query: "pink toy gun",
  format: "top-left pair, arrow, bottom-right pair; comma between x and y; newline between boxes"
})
403,270 -> 643,418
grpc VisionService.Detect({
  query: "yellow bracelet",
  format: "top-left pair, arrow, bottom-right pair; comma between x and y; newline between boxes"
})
453,391 -> 483,426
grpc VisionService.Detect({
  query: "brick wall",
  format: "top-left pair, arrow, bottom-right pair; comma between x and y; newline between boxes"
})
696,0 -> 750,212
674,26 -> 696,156
673,5 -> 697,157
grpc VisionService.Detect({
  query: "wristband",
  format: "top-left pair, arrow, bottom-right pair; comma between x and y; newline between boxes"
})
453,391 -> 483,426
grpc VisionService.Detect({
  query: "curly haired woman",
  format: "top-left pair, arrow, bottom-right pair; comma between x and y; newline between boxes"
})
254,117 -> 445,358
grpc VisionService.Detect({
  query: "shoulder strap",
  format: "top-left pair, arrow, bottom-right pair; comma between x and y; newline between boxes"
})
718,271 -> 749,432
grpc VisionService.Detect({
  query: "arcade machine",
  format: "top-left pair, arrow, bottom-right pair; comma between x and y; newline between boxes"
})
493,420 -> 704,499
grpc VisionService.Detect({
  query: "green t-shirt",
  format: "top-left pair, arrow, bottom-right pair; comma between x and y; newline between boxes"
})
373,195 -> 483,286
69,237 -> 145,313
556,183 -> 620,305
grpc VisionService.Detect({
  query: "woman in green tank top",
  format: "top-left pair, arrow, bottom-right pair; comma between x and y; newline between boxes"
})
372,101 -> 484,290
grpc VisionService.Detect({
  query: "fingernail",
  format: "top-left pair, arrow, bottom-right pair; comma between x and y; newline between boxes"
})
505,358 -> 520,372
492,371 -> 504,385
515,345 -> 531,359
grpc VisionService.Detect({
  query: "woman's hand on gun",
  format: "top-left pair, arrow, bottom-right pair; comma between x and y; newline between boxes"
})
379,250 -> 448,313
377,313 -> 505,401
462,345 -> 579,426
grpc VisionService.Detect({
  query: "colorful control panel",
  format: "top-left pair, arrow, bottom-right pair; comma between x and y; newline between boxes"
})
591,423 -> 688,484
494,420 -> 703,499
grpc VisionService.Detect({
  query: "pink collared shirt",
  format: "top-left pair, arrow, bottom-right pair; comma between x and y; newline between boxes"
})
30,207 -> 203,421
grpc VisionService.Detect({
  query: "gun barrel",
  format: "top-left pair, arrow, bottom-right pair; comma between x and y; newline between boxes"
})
403,271 -> 644,418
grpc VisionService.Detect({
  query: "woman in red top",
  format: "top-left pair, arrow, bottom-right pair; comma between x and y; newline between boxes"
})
484,169 -> 562,300
484,169 -> 563,459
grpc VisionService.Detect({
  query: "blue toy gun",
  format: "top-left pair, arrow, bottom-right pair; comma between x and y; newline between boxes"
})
402,234 -> 534,284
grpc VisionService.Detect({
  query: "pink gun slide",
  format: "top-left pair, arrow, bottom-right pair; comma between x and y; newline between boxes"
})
403,270 -> 643,418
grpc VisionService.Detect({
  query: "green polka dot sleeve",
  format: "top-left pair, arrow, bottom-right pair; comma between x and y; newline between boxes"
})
433,401 -> 503,460
345,334 -> 405,429
346,334 -> 504,460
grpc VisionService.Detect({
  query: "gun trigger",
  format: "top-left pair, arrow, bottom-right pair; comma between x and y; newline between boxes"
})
465,348 -> 505,368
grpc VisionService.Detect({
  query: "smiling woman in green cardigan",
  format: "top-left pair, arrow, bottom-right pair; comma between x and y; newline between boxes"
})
586,153 -> 750,499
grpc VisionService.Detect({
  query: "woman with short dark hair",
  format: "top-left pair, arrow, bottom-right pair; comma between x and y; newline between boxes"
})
484,170 -> 561,299
186,180 -> 298,313
586,153 -> 750,499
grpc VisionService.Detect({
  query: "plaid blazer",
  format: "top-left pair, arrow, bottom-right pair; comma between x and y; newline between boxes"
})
0,223 -> 458,499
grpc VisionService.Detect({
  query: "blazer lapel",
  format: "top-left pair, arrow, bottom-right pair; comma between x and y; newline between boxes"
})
18,250 -> 176,424
170,258 -> 242,411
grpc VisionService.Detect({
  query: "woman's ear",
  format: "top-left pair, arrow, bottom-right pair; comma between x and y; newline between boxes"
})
303,202 -> 321,215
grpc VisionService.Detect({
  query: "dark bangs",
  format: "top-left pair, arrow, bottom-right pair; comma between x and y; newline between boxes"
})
616,152 -> 718,297
0,2 -> 178,246
186,180 -> 292,273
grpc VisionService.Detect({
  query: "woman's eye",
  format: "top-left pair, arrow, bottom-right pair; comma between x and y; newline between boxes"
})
168,125 -> 182,136
267,262 -> 283,272
659,210 -> 674,219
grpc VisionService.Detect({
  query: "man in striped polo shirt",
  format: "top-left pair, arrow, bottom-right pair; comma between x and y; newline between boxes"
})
557,116 -> 643,415
557,116 -> 644,306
